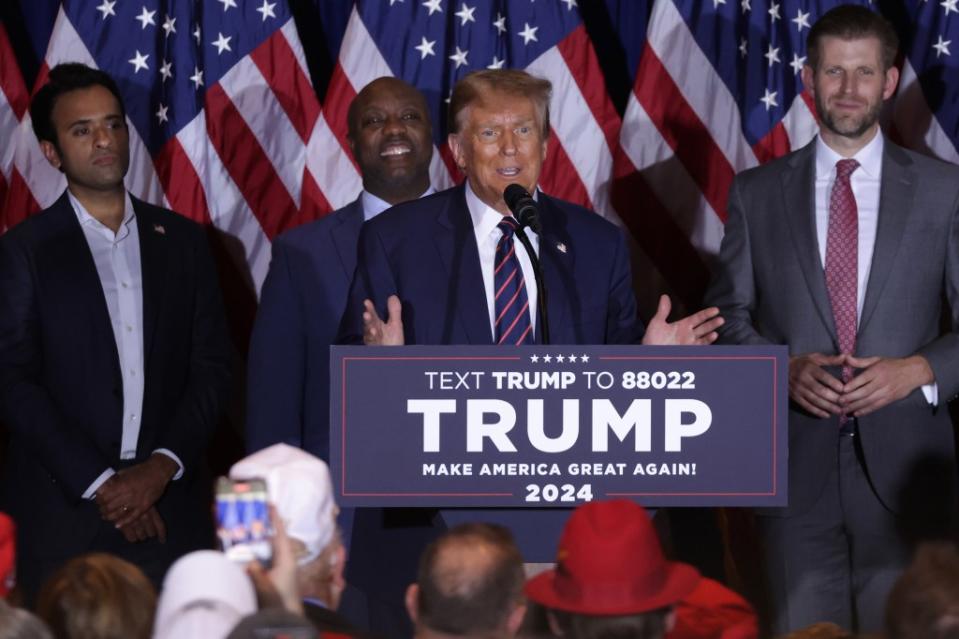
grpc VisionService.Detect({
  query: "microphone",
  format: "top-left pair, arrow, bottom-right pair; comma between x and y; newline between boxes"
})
504,184 -> 542,234
502,184 -> 549,344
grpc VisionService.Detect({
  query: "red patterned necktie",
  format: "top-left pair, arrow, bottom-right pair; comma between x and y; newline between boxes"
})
824,158 -> 859,420
494,218 -> 533,345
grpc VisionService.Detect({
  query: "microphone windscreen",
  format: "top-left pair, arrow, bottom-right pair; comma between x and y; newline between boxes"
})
503,184 -> 541,233
504,184 -> 531,210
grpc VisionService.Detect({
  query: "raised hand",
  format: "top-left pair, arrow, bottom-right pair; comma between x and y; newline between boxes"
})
641,295 -> 724,346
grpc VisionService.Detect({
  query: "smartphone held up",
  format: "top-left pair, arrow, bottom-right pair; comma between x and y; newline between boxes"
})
215,477 -> 273,566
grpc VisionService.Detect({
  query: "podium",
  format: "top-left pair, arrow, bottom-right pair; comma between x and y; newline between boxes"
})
331,345 -> 788,509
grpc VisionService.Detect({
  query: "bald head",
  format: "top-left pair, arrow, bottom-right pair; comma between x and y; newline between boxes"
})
408,524 -> 525,637
346,77 -> 433,205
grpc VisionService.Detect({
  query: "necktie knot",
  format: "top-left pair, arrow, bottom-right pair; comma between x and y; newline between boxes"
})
836,158 -> 859,181
498,217 -> 519,238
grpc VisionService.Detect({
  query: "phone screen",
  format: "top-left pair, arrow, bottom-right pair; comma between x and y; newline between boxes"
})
215,477 -> 272,565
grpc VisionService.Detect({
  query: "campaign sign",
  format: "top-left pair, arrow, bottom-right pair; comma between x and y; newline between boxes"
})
330,345 -> 788,507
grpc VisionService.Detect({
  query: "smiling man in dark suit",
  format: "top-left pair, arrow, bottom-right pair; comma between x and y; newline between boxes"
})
705,6 -> 959,634
246,77 -> 434,460
246,77 -> 436,636
0,63 -> 231,601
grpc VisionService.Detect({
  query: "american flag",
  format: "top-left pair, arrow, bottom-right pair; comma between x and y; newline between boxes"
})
2,0 -> 958,340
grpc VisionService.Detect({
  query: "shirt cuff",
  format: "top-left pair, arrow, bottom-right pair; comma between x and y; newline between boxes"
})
83,468 -> 116,500
153,449 -> 184,480
922,382 -> 938,406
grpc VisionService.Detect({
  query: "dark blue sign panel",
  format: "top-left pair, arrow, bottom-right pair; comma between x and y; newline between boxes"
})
331,345 -> 788,507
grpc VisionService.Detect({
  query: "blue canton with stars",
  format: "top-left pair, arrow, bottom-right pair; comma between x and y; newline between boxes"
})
66,0 -> 291,156
907,0 -> 959,145
357,0 -> 582,144
673,0 -> 871,147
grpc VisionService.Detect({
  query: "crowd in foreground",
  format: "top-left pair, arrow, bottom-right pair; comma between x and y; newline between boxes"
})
0,443 -> 955,639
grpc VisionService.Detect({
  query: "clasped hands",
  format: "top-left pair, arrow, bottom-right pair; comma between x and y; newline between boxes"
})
789,352 -> 934,418
94,453 -> 178,544
362,294 -> 724,346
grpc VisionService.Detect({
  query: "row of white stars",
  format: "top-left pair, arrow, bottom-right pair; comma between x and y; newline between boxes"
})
719,0 -> 812,29
406,0 -> 578,15
97,0 -> 277,26
529,354 -> 591,363
130,52 -> 204,91
733,0 -> 958,25
415,20 -> 539,67
127,28 -> 233,78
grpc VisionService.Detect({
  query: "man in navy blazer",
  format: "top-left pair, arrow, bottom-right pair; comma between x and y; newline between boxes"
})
246,77 -> 435,460
0,64 -> 231,601
246,77 -> 436,636
341,70 -> 721,350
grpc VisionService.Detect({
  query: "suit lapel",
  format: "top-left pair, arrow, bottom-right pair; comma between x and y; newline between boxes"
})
48,193 -> 121,372
330,198 -> 364,281
535,196 -> 572,344
858,143 -> 915,335
780,142 -> 839,344
135,198 -> 169,363
432,186 -> 493,344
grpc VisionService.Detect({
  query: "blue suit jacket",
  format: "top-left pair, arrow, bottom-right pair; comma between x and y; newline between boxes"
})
246,198 -> 363,459
0,192 -> 232,598
338,184 -> 643,569
339,185 -> 641,345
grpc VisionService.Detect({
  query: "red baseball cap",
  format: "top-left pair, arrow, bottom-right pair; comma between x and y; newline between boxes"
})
525,500 -> 700,616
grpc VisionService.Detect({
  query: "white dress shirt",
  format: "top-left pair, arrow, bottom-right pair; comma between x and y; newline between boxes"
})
814,133 -> 937,404
69,192 -> 183,499
465,181 -> 540,339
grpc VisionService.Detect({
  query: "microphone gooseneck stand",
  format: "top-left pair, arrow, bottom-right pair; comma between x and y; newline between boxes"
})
503,184 -> 549,345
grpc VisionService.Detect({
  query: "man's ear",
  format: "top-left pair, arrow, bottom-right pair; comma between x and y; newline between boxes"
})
506,602 -> 527,636
882,65 -> 900,100
39,140 -> 62,171
405,583 -> 420,624
546,609 -> 564,637
665,607 -> 677,633
347,134 -> 357,161
448,133 -> 466,170
800,64 -> 815,99
330,542 -> 346,590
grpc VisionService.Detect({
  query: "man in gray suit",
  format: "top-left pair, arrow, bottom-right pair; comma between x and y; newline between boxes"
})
705,5 -> 959,634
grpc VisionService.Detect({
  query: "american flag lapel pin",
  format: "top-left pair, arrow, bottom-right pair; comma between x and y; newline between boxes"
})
153,224 -> 166,235
556,242 -> 567,254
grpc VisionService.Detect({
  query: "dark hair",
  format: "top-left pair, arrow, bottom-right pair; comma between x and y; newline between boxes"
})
550,607 -> 671,639
806,5 -> 898,71
416,523 -> 525,635
886,542 -> 959,639
36,553 -> 156,639
448,69 -> 551,137
30,63 -> 126,147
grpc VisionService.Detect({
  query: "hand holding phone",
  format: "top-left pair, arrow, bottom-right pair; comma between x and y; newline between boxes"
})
215,477 -> 272,565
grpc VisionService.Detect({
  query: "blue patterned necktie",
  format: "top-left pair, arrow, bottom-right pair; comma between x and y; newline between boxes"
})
494,217 -> 533,345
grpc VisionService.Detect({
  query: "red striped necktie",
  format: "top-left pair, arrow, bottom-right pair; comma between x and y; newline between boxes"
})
494,217 -> 533,345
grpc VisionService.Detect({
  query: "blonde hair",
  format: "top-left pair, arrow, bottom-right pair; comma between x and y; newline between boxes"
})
448,69 -> 551,137
36,553 -> 156,639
